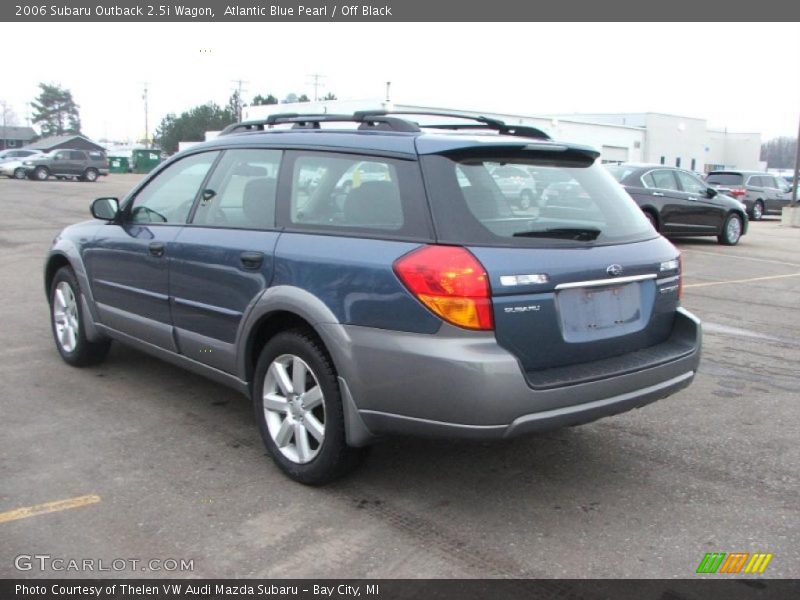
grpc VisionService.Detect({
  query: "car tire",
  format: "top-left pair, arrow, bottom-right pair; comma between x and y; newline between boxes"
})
253,328 -> 364,485
519,189 -> 533,210
50,266 -> 111,367
718,213 -> 743,246
33,166 -> 49,181
751,200 -> 764,221
84,169 -> 98,182
13,167 -> 26,180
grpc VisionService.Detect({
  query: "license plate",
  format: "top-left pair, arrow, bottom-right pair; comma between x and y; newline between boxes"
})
557,283 -> 643,341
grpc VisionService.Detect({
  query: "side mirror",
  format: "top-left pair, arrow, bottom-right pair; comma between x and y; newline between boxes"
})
706,187 -> 718,198
91,197 -> 119,221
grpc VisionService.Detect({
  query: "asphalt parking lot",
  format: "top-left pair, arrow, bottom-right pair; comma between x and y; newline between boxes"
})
0,174 -> 798,580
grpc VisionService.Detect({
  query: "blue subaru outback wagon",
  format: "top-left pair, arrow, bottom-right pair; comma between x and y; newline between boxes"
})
45,111 -> 701,484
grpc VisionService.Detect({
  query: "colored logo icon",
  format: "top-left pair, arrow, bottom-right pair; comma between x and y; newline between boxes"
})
696,552 -> 773,574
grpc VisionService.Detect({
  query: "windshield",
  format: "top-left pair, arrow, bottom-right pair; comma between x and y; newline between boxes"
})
421,151 -> 655,247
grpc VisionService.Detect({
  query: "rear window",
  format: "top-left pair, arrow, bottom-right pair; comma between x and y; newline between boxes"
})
706,173 -> 743,186
421,151 -> 655,247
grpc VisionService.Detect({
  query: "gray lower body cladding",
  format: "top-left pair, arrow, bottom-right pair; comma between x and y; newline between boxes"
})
322,308 -> 701,441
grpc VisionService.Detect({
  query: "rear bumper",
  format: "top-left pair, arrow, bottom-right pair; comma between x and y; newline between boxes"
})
325,308 -> 701,441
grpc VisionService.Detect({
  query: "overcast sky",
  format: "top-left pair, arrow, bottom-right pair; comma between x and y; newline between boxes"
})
3,22 -> 799,142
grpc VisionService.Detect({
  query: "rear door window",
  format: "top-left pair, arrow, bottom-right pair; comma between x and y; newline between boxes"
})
421,151 -> 654,247
278,151 -> 431,239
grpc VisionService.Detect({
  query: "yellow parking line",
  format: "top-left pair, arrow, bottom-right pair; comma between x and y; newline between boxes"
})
0,494 -> 100,524
684,272 -> 800,289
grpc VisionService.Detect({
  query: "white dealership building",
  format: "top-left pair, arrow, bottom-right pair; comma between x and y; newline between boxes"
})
243,101 -> 763,173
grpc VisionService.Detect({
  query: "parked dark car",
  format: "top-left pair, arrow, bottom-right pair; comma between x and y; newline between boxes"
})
607,163 -> 748,245
45,112 -> 701,484
23,149 -> 109,182
705,170 -> 792,220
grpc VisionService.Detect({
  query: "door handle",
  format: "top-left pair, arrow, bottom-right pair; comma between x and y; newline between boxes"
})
688,196 -> 698,201
148,242 -> 165,257
652,192 -> 665,197
240,251 -> 264,270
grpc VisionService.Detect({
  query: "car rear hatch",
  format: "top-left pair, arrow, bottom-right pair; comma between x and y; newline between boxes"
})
418,142 -> 686,385
706,172 -> 746,199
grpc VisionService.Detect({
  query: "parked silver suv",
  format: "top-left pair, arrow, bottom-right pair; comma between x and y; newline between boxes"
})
705,171 -> 792,220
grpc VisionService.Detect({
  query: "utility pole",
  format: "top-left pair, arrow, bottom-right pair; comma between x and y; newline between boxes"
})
307,73 -> 325,102
232,79 -> 248,121
0,100 -> 8,151
142,83 -> 149,149
385,81 -> 391,103
793,113 -> 800,204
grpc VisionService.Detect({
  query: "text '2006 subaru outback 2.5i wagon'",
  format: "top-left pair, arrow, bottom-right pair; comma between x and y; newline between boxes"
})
45,111 -> 702,484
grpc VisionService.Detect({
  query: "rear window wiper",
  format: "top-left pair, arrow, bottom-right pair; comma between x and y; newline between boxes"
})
513,227 -> 601,241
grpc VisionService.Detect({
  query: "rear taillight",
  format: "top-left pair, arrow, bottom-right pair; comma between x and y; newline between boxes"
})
729,188 -> 747,199
393,245 -> 493,331
678,254 -> 683,300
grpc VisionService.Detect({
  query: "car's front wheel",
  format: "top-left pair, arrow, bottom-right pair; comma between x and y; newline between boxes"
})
718,213 -> 743,246
253,329 -> 363,485
50,267 -> 111,366
13,167 -> 26,179
33,166 -> 49,181
83,168 -> 98,182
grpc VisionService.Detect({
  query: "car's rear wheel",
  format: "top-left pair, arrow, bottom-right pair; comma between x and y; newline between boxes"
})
50,267 -> 111,366
83,168 -> 98,182
718,213 -> 743,246
751,200 -> 764,221
253,329 -> 363,485
13,167 -> 26,179
644,210 -> 659,230
33,166 -> 49,181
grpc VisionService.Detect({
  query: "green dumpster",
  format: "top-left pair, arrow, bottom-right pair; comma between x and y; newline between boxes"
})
108,156 -> 130,173
131,149 -> 162,174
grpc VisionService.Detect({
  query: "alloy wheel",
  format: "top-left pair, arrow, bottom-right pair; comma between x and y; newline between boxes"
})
262,354 -> 326,464
726,216 -> 742,243
53,281 -> 79,352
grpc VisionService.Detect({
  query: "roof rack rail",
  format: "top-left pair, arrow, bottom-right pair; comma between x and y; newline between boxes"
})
354,110 -> 550,139
220,110 -> 550,139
